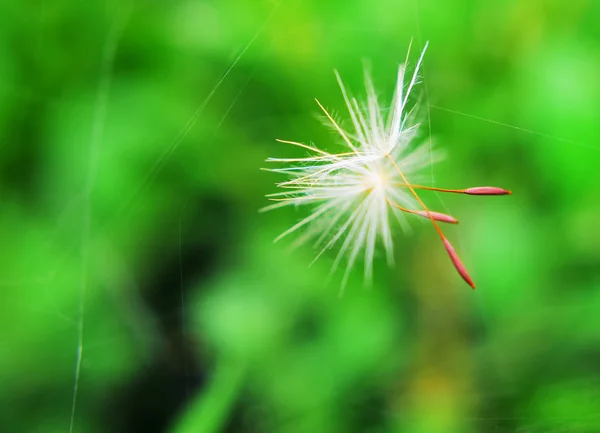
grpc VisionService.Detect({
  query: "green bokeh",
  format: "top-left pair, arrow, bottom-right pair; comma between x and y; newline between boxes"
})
2,0 -> 600,432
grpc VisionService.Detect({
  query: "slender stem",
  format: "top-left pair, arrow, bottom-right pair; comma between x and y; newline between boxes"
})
392,183 -> 512,195
386,199 -> 416,214
392,182 -> 464,194
173,360 -> 246,433
386,155 -> 445,239
386,154 -> 475,288
387,199 -> 458,224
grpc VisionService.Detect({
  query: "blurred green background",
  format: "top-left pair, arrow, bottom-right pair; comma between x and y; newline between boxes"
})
2,0 -> 600,432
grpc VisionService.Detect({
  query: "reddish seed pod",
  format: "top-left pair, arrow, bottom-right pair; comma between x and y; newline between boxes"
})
414,210 -> 458,224
442,238 -> 475,289
463,186 -> 512,195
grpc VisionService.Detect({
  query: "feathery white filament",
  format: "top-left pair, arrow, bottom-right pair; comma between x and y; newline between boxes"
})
263,42 -> 438,287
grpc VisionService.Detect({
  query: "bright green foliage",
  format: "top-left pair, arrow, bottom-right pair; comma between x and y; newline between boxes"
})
2,1 -> 600,432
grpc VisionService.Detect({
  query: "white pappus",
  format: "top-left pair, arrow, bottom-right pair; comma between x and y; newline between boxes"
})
262,41 -> 511,290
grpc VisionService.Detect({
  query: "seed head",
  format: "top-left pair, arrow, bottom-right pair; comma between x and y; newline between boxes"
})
262,42 -> 510,289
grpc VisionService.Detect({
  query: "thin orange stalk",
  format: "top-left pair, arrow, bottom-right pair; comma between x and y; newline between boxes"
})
387,199 -> 458,224
393,183 -> 512,195
386,154 -> 475,289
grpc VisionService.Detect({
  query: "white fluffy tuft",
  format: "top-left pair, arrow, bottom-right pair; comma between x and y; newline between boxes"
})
264,42 -> 440,288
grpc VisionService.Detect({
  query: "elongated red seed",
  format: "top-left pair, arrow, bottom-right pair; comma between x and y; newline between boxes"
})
414,210 -> 458,224
442,238 -> 475,289
464,186 -> 512,195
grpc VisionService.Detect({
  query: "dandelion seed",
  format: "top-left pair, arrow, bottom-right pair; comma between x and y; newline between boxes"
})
463,186 -> 512,195
262,42 -> 511,289
412,210 -> 459,224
